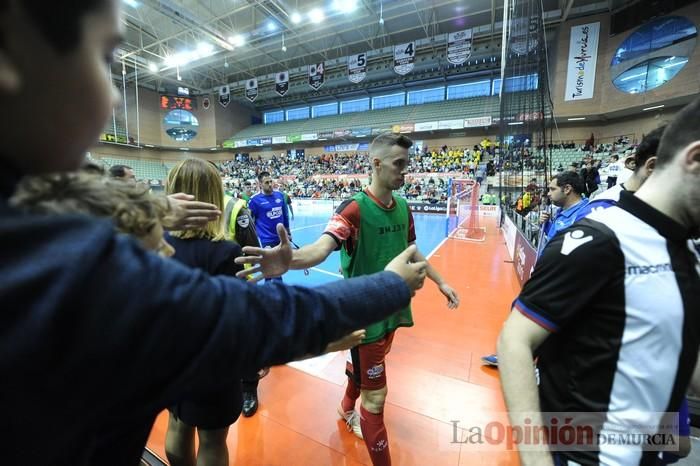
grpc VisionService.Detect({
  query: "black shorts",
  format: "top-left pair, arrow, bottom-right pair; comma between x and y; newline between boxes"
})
170,385 -> 243,430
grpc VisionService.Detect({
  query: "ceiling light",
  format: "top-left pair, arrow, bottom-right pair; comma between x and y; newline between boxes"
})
197,42 -> 214,55
228,35 -> 245,47
148,62 -> 158,72
309,8 -> 325,24
508,121 -> 524,125
643,104 -> 665,111
333,0 -> 357,13
282,45 -> 287,52
567,117 -> 586,121
123,0 -> 139,7
267,21 -> 278,32
290,12 -> 302,24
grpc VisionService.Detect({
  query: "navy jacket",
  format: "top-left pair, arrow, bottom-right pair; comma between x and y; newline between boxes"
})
0,172 -> 410,465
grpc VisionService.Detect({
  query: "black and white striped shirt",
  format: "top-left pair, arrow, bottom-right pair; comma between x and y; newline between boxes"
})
515,191 -> 700,465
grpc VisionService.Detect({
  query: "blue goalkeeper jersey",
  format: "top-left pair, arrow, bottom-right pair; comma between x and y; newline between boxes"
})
248,191 -> 289,246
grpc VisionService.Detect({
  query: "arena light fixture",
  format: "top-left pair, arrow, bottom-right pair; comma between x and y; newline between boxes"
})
508,121 -> 524,125
333,0 -> 358,13
642,104 -> 665,111
123,0 -> 140,8
290,12 -> 302,24
309,8 -> 325,24
148,62 -> 158,72
267,21 -> 278,32
228,35 -> 246,47
567,117 -> 586,121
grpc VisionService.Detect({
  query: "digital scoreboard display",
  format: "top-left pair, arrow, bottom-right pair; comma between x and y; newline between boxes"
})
160,95 -> 196,110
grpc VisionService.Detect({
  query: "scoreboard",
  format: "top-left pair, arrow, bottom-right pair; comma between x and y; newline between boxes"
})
160,95 -> 196,110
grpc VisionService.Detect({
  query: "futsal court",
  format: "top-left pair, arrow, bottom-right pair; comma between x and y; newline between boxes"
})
145,208 -> 522,465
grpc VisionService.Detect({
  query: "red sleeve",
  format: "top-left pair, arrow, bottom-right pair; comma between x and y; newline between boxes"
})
407,207 -> 416,243
323,199 -> 360,246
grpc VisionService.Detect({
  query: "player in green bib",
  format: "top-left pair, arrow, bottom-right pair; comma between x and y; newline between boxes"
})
236,133 -> 459,466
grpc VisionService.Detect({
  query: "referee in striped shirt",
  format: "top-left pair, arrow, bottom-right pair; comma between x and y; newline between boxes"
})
498,97 -> 700,466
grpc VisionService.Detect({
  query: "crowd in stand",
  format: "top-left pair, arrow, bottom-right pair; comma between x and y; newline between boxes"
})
509,141 -> 635,221
215,139 -> 498,201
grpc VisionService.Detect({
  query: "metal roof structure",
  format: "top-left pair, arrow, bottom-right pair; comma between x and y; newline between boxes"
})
116,0 -> 636,103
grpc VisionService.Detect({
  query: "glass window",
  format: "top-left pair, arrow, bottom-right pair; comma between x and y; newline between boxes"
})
163,109 -> 199,126
286,106 -> 310,121
340,97 -> 370,114
312,102 -> 338,118
613,56 -> 689,94
264,110 -> 284,124
492,74 -> 539,95
611,16 -> 697,66
407,87 -> 445,105
447,80 -> 491,99
163,110 -> 199,141
372,92 -> 405,110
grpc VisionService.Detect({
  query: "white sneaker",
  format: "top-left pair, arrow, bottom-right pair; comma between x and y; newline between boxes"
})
337,405 -> 363,439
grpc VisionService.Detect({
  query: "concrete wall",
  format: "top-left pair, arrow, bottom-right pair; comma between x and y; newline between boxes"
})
549,3 -> 700,118
109,86 -> 259,149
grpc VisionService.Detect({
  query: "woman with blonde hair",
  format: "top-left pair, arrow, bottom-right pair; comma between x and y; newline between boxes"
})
163,158 -> 247,466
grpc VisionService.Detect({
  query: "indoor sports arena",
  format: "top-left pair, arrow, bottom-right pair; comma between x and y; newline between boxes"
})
1,0 -> 700,465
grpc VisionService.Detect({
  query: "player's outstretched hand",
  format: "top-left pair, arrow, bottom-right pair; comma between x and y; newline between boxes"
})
385,245 -> 427,296
438,283 -> 460,309
164,193 -> 221,230
235,223 -> 292,282
324,329 -> 366,353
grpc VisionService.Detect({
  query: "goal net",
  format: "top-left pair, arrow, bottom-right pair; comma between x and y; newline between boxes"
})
447,178 -> 486,242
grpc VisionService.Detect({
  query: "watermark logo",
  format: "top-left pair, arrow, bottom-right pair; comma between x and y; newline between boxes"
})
440,412 -> 681,453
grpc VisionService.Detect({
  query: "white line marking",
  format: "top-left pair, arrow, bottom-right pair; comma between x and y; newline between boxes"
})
290,222 -> 327,233
310,267 -> 343,278
426,236 -> 450,259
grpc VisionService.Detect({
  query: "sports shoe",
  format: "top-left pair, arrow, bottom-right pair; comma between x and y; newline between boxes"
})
337,405 -> 363,439
242,391 -> 258,417
481,354 -> 499,367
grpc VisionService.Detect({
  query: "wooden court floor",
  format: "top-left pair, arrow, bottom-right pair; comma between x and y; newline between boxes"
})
146,217 -> 522,465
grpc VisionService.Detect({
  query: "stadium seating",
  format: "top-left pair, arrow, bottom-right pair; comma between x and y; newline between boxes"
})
230,93 -> 536,141
100,157 -> 169,181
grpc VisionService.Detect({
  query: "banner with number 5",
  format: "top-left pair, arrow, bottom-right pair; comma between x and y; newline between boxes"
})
348,52 -> 367,83
394,41 -> 415,75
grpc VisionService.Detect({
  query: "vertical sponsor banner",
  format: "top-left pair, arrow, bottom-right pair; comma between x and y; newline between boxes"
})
394,41 -> 415,75
275,71 -> 289,96
309,63 -> 325,90
513,229 -> 537,285
502,215 -> 517,261
348,52 -> 367,83
245,78 -> 258,102
446,29 -> 472,65
565,22 -> 600,101
218,85 -> 230,107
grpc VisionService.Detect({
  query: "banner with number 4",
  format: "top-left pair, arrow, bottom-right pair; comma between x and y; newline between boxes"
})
394,42 -> 415,75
